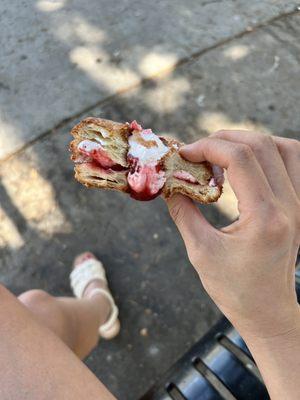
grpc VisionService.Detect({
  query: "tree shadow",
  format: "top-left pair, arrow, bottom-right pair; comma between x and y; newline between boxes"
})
0,2 -> 300,399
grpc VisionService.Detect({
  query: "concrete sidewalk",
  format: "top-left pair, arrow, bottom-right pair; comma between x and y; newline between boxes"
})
0,1 -> 299,159
0,2 -> 300,399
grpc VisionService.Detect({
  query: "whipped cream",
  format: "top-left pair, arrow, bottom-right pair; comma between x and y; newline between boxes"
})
127,125 -> 170,200
128,130 -> 169,164
78,140 -> 102,153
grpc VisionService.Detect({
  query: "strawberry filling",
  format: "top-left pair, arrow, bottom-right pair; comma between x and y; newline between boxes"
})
127,156 -> 165,201
78,140 -> 116,168
173,170 -> 198,184
76,121 -> 219,200
126,123 -> 169,201
129,120 -> 143,132
77,140 -> 126,171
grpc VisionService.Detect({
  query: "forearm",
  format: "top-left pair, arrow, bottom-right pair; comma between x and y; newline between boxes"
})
169,132 -> 300,398
239,308 -> 300,400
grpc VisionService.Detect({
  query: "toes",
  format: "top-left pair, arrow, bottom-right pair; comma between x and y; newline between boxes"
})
73,252 -> 96,267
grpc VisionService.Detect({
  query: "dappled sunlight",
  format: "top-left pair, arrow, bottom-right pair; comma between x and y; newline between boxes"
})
0,119 -> 21,160
0,207 -> 25,250
36,0 -> 65,12
214,175 -> 239,221
54,14 -> 181,98
197,111 -> 274,221
69,46 -> 140,92
139,52 -> 178,77
223,45 -> 250,61
56,16 -> 106,44
143,77 -> 190,113
197,112 -> 273,135
0,158 -> 72,237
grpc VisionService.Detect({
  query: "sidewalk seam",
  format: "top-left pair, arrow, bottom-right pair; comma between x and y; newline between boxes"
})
1,5 -> 299,164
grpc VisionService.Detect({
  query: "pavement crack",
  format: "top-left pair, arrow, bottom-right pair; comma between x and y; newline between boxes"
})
1,6 -> 299,164
202,0 -> 227,6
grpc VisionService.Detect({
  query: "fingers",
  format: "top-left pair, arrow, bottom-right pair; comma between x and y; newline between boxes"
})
272,136 -> 300,198
166,194 -> 216,255
181,137 -> 274,214
211,130 -> 296,205
212,165 -> 225,186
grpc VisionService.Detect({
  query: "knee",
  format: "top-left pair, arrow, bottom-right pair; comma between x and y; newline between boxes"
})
0,283 -> 11,300
0,283 -> 7,296
18,289 -> 52,311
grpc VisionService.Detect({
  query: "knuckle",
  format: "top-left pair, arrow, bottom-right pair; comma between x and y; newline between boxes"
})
263,205 -> 291,239
278,138 -> 300,155
187,247 -> 208,270
289,139 -> 300,157
285,138 -> 300,150
260,134 -> 274,146
252,135 -> 275,154
188,249 -> 200,267
212,130 -> 227,138
232,143 -> 253,163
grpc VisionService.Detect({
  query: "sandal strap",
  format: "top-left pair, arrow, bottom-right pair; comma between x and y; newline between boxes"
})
88,288 -> 119,336
70,259 -> 107,299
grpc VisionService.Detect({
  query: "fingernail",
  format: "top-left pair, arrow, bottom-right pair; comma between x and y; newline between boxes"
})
180,143 -> 193,154
212,165 -> 225,185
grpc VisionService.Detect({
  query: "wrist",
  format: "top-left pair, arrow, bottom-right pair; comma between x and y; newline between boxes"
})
240,307 -> 300,400
233,304 -> 300,342
244,319 -> 300,351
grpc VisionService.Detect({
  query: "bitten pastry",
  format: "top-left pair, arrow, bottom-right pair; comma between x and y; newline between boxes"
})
70,118 -> 222,202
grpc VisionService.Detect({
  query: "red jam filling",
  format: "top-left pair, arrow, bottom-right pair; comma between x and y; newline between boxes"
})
77,121 -> 215,201
78,141 -> 126,172
127,156 -> 165,201
129,120 -> 143,132
173,170 -> 198,184
79,144 -> 115,168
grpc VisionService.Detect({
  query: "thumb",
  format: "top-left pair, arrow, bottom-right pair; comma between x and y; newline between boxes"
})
166,194 -> 215,255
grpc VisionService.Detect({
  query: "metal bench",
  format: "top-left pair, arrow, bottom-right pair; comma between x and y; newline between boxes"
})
141,265 -> 300,400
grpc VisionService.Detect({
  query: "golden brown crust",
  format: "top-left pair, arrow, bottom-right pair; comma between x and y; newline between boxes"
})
74,167 -> 129,193
70,117 -> 222,203
70,117 -> 130,163
160,136 -> 221,203
70,117 -> 130,140
162,181 -> 222,203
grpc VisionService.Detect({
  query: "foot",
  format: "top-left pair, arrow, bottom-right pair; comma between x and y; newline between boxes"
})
72,252 -> 120,339
73,252 -> 108,298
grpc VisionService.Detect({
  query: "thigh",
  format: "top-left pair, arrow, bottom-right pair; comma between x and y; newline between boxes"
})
0,284 -> 115,400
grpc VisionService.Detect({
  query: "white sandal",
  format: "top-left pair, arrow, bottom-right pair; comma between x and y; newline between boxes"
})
70,256 -> 120,339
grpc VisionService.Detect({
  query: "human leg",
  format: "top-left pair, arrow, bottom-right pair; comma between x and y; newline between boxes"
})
0,283 -> 115,400
18,252 -> 118,359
